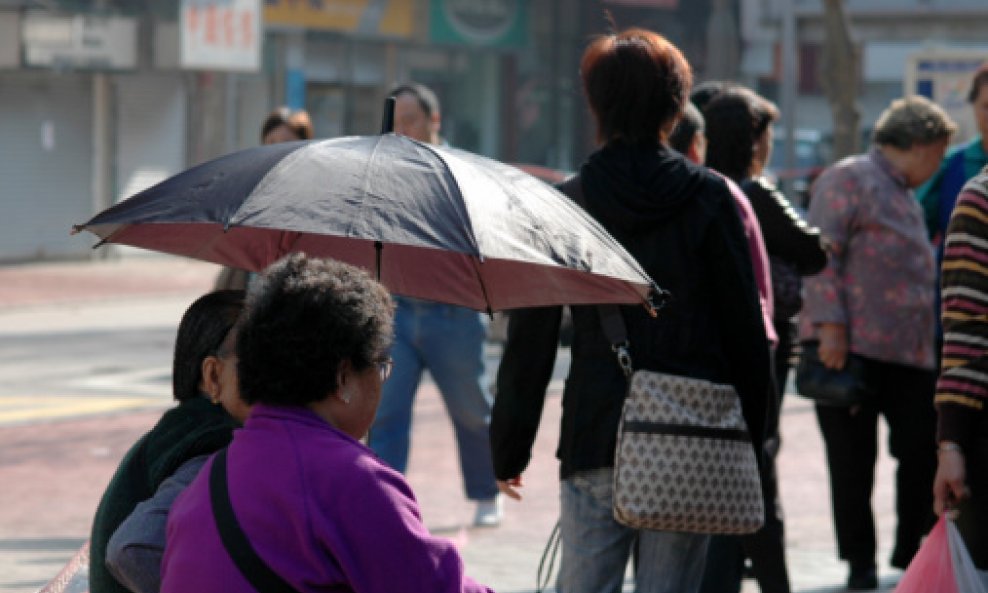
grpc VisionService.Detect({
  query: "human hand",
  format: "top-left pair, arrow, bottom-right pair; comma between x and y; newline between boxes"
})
497,476 -> 524,501
818,323 -> 848,370
934,444 -> 969,517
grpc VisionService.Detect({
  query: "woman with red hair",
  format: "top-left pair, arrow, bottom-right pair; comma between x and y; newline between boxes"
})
492,28 -> 771,593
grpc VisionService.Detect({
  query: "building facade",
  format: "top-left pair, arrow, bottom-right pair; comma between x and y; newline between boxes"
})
1,0 -> 807,263
741,0 -> 988,156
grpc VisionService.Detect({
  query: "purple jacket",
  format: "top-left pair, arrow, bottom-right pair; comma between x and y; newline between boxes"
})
161,404 -> 493,593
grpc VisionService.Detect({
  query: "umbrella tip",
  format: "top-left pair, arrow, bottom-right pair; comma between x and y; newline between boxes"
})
70,225 -> 83,236
645,286 -> 672,317
380,97 -> 396,134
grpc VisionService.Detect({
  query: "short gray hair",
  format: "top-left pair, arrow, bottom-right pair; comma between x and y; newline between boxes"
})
873,96 -> 957,149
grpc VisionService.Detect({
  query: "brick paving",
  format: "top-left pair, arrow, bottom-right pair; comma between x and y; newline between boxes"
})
0,257 -> 909,592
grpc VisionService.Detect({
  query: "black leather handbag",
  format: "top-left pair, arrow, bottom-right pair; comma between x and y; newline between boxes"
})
795,341 -> 872,407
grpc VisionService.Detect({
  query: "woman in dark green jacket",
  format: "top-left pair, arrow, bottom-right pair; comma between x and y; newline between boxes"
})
88,289 -> 246,593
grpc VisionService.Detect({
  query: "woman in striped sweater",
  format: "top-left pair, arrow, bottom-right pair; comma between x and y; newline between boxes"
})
934,165 -> 988,574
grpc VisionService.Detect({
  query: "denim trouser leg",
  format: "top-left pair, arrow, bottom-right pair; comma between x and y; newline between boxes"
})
559,468 -> 710,593
369,300 -> 496,499
637,526 -> 710,593
368,306 -> 424,473
419,305 -> 498,500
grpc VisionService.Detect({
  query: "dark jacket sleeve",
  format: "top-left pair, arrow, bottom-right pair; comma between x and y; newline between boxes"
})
742,177 -> 827,276
703,189 -> 772,457
490,305 -> 562,480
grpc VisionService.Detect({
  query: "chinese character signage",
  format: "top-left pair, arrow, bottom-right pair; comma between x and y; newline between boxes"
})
181,0 -> 261,71
429,0 -> 528,49
263,0 -> 413,38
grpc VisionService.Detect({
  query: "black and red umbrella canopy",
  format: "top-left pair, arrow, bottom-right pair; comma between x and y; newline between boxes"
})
74,134 -> 660,313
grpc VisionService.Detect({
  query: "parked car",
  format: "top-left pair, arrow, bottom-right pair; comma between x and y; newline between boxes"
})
766,128 -> 832,208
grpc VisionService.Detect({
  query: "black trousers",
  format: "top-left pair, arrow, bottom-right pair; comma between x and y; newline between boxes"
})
815,356 -> 937,570
955,412 -> 988,569
699,334 -> 791,593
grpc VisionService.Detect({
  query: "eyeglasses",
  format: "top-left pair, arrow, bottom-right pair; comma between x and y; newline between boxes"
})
376,358 -> 394,382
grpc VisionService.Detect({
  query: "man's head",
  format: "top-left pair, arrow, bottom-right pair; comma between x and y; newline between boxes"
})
390,82 -> 441,145
261,107 -> 314,144
873,96 -> 958,187
668,102 -> 707,164
968,63 -> 988,139
690,80 -> 728,113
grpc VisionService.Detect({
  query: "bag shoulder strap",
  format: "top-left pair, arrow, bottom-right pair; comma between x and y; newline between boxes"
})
558,174 -> 634,377
557,174 -> 586,208
209,448 -> 301,593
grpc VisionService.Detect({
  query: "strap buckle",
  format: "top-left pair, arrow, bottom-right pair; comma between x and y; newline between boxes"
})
611,340 -> 634,378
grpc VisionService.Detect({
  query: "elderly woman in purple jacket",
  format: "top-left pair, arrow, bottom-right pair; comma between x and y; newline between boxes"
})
161,254 -> 492,593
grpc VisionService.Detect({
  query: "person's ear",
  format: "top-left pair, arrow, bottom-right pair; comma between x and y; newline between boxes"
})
430,112 -> 441,137
201,356 -> 222,404
336,359 -> 354,403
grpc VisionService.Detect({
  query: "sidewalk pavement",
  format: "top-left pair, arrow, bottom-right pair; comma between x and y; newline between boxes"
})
0,256 -> 907,593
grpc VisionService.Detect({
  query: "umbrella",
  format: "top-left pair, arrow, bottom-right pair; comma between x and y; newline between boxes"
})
73,130 -> 660,313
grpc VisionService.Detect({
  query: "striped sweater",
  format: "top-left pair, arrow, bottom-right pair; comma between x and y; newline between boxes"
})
937,165 -> 988,443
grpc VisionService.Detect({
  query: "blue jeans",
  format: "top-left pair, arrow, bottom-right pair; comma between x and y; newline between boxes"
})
368,297 -> 498,500
559,468 -> 710,593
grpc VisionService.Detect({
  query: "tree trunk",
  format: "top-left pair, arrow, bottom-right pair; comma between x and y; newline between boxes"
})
821,0 -> 860,161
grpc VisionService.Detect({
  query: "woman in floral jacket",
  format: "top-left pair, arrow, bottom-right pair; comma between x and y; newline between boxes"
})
801,96 -> 955,590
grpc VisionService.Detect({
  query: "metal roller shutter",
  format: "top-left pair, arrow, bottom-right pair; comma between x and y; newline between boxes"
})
0,72 -> 93,261
115,73 -> 187,203
112,73 -> 187,258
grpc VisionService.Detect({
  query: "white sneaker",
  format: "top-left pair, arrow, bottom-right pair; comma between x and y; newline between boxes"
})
473,495 -> 503,527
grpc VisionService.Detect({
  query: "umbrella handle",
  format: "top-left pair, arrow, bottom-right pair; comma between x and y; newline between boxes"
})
380,97 -> 396,134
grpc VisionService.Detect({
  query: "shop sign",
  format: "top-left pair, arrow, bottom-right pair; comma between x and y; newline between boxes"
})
263,0 -> 413,38
22,13 -> 137,70
906,50 -> 988,144
429,0 -> 528,49
181,0 -> 261,72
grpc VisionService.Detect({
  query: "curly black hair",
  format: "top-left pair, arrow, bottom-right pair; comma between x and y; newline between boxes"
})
703,86 -> 778,182
236,254 -> 395,407
172,290 -> 246,402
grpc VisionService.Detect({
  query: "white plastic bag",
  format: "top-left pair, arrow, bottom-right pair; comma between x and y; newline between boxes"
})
896,516 -> 988,593
947,517 -> 988,593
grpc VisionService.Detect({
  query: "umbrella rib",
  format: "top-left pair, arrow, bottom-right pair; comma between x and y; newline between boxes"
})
470,257 -> 494,318
354,136 -> 387,240
416,142 -> 482,256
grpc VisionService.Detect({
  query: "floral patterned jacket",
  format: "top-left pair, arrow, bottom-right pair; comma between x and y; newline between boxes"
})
799,148 -> 937,370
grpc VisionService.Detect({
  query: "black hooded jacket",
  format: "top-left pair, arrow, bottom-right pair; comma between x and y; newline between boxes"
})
491,142 -> 771,480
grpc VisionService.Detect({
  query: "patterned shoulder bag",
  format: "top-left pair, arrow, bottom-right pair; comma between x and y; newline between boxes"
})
598,305 -> 765,534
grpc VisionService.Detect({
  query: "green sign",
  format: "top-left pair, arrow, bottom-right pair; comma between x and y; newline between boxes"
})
429,0 -> 528,49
